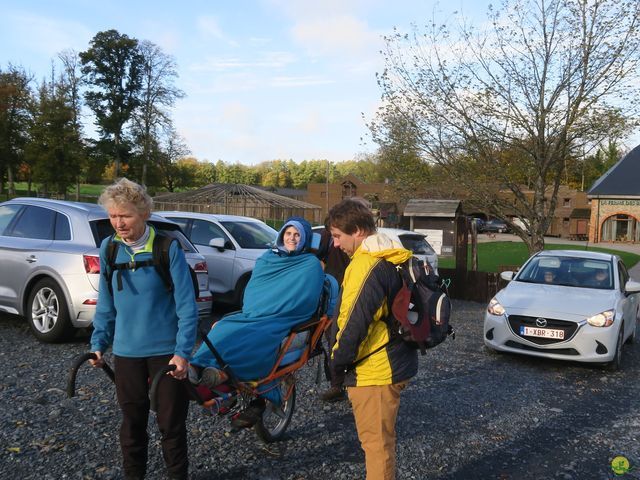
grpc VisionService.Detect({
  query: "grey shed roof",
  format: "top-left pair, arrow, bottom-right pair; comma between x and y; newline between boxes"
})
154,183 -> 319,209
588,144 -> 640,196
404,199 -> 461,217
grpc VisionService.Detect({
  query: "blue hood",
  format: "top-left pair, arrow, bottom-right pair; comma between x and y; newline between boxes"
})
275,216 -> 312,255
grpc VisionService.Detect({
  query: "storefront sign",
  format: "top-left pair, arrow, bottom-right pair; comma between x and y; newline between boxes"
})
600,199 -> 640,206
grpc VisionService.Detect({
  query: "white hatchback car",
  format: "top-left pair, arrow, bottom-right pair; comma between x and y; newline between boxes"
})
155,212 -> 278,305
484,250 -> 640,370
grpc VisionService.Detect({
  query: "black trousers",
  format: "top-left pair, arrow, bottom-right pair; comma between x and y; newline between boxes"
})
114,355 -> 189,479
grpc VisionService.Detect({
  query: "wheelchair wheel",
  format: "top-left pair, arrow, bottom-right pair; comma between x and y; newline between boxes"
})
254,378 -> 296,443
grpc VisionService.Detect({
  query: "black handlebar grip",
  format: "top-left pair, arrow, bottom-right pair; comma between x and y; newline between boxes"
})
66,352 -> 115,397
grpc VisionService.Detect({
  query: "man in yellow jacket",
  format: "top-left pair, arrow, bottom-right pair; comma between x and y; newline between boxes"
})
327,198 -> 418,480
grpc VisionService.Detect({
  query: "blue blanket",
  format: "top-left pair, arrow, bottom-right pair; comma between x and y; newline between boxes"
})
191,249 -> 324,395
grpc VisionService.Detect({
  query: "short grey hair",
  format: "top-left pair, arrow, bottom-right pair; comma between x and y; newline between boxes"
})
98,178 -> 153,215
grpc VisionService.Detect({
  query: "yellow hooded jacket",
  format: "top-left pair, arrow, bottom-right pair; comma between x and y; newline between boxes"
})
331,232 -> 418,387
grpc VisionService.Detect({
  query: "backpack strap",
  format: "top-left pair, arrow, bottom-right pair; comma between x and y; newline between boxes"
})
104,232 -> 176,294
152,232 -> 175,293
104,235 -> 119,296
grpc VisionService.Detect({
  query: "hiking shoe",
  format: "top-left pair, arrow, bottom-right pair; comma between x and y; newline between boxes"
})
200,367 -> 228,389
319,386 -> 346,402
187,365 -> 201,385
230,398 -> 266,429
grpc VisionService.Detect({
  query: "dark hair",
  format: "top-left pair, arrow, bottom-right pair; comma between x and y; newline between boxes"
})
327,198 -> 376,235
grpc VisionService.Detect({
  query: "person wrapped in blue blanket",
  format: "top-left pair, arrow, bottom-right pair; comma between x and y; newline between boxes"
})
189,216 -> 325,428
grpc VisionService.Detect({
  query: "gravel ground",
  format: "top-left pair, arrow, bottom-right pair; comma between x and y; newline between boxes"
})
1,300 -> 639,480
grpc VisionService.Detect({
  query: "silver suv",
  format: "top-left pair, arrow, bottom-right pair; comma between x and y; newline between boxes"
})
0,198 -> 212,342
155,211 -> 278,305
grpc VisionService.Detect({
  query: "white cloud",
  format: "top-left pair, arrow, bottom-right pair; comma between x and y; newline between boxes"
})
2,11 -> 92,58
196,16 -> 225,40
189,51 -> 296,72
270,75 -> 334,88
291,15 -> 382,58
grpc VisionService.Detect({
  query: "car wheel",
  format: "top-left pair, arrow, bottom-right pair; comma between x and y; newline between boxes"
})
626,314 -> 637,345
26,278 -> 72,343
606,325 -> 624,372
234,275 -> 250,308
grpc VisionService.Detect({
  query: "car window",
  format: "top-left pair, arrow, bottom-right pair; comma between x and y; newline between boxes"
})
190,219 -> 230,246
0,204 -> 23,235
398,234 -> 435,255
54,212 -> 71,240
91,219 -> 116,247
6,205 -> 56,240
221,221 -> 277,249
165,216 -> 190,233
152,224 -> 197,253
517,255 -> 613,289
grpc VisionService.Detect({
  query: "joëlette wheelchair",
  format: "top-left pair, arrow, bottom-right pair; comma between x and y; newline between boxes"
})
66,275 -> 338,443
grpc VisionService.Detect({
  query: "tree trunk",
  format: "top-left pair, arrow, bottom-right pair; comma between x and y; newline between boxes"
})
114,133 -> 121,178
7,165 -> 15,196
523,232 -> 545,255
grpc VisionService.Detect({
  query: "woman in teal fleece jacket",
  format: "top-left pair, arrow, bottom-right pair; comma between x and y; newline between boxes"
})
90,178 -> 198,480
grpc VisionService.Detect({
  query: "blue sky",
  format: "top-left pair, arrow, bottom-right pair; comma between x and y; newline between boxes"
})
0,0 -> 489,165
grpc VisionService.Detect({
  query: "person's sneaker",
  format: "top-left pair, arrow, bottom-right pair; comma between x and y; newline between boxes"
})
230,398 -> 266,429
187,365 -> 201,385
200,367 -> 228,389
319,386 -> 346,402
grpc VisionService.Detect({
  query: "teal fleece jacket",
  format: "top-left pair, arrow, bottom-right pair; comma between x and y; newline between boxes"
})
90,227 -> 198,359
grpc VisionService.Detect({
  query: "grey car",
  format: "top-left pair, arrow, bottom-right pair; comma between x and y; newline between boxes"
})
0,198 -> 212,342
155,211 -> 278,305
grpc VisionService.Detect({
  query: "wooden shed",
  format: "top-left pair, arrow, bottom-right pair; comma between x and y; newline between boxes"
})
402,199 -> 462,256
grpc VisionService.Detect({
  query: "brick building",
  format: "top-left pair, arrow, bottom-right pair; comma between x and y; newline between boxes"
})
306,174 -> 398,225
588,145 -> 640,243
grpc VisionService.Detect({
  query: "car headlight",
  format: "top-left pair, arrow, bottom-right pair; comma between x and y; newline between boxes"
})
487,297 -> 505,316
586,310 -> 615,327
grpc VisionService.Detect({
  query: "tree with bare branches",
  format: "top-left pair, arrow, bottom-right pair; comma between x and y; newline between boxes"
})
132,40 -> 184,186
371,0 -> 640,253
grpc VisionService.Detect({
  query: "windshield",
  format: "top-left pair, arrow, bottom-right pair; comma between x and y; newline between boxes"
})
398,234 -> 435,255
221,221 -> 277,249
517,255 -> 613,289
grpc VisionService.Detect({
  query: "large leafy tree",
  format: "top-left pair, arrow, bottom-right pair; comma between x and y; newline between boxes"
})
0,65 -> 32,195
371,0 -> 640,253
80,29 -> 143,178
372,114 -> 432,203
58,49 -> 87,199
27,77 -> 83,195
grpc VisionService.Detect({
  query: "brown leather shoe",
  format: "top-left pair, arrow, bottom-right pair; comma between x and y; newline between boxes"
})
319,386 -> 346,402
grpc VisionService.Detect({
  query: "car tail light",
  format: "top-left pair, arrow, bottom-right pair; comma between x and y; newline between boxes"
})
83,254 -> 101,274
197,295 -> 213,303
193,261 -> 208,273
83,299 -> 98,305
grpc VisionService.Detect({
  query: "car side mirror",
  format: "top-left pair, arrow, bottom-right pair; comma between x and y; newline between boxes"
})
209,237 -> 226,251
624,279 -> 640,294
500,271 -> 514,281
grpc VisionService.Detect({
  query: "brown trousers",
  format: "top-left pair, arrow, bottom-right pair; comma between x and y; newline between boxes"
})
347,382 -> 408,480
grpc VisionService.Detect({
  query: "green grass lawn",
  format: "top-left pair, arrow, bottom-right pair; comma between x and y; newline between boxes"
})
439,242 -> 640,272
